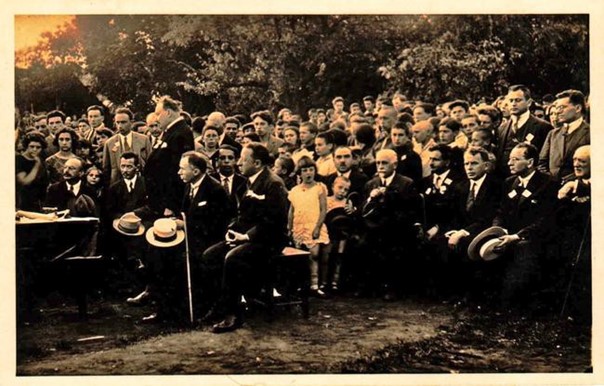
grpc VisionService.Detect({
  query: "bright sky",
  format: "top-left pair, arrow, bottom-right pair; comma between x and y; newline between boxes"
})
14,15 -> 74,51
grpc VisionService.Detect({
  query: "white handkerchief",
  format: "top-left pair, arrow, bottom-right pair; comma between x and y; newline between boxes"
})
160,142 -> 168,149
198,201 -> 207,207
508,190 -> 518,198
425,187 -> 432,195
400,155 -> 407,161
246,190 -> 266,200
444,178 -> 453,185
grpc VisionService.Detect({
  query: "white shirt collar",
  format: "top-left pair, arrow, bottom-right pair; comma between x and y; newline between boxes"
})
470,173 -> 487,194
66,179 -> 82,196
189,174 -> 206,196
512,110 -> 530,129
567,117 -> 584,135
518,170 -> 536,188
433,169 -> 451,185
382,173 -> 395,187
247,168 -> 264,186
166,116 -> 184,131
124,174 -> 138,187
338,170 -> 352,178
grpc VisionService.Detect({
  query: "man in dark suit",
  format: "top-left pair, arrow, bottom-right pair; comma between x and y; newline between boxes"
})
538,89 -> 590,181
175,151 -> 233,314
143,95 -> 194,218
325,146 -> 368,203
209,144 -> 248,210
495,84 -> 552,177
359,149 -> 421,300
492,143 -> 558,306
105,152 -> 148,220
390,121 -> 423,184
201,143 -> 289,333
45,157 -> 96,213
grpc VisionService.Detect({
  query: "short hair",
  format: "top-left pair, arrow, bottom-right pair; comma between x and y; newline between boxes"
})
278,142 -> 297,154
350,102 -> 360,109
397,112 -> 414,126
53,127 -> 79,149
333,175 -> 351,188
77,118 -> 89,126
327,128 -> 348,148
132,121 -> 146,132
202,125 -> 222,137
316,108 -> 326,115
300,121 -> 318,135
391,121 -> 411,137
296,155 -> 317,174
465,146 -> 490,162
225,116 -> 241,128
245,142 -> 271,166
449,100 -> 469,112
218,144 -> 239,158
283,126 -> 299,137
348,112 -> 367,123
114,107 -> 134,121
555,89 -> 587,115
250,110 -> 274,125
332,96 -> 344,104
473,128 -> 493,143
461,113 -> 479,122
355,124 -> 376,147
276,156 -> 295,175
78,139 -> 93,150
22,131 -> 47,149
362,95 -> 375,102
182,151 -> 208,174
428,144 -> 452,162
34,115 -> 47,123
512,142 -> 539,165
376,148 -> 398,163
86,105 -> 104,116
413,102 -> 435,116
191,116 -> 206,134
47,110 -> 66,122
157,95 -> 182,112
120,151 -> 140,166
542,94 -> 555,104
277,108 -> 292,119
329,120 -> 346,131
316,131 -> 334,145
508,84 -> 532,100
96,128 -> 114,138
439,117 -> 461,133
477,106 -> 501,123
243,132 -> 261,142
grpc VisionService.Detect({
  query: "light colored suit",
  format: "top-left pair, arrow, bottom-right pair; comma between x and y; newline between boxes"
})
103,131 -> 152,186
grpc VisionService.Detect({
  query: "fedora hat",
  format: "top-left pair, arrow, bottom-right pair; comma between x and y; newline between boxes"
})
467,226 -> 508,261
145,218 -> 185,248
113,213 -> 145,237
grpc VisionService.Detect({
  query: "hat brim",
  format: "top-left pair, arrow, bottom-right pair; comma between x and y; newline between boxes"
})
467,226 -> 508,261
479,238 -> 506,261
112,218 -> 145,237
145,227 -> 185,248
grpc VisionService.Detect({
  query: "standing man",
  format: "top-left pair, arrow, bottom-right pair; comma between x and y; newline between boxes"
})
201,143 -> 289,333
144,95 -> 195,218
495,85 -> 552,177
103,107 -> 152,186
83,105 -> 108,145
411,120 -> 438,178
363,96 -> 375,117
373,105 -> 397,154
44,110 -> 66,157
390,121 -> 423,184
250,110 -> 284,159
538,89 -> 590,181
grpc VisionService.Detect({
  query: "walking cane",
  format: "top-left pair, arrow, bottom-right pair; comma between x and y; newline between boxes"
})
181,212 -> 194,325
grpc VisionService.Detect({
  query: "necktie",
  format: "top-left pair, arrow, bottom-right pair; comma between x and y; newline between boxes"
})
128,181 -> 134,193
381,179 -> 387,187
223,177 -> 230,194
466,181 -> 476,211
189,186 -> 196,200
511,119 -> 518,134
123,137 -> 131,152
67,183 -> 73,194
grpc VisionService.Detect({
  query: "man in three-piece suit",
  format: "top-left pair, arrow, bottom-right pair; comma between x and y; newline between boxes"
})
209,144 -> 248,210
495,84 -> 552,177
538,89 -> 590,181
325,146 -> 368,203
143,95 -> 195,218
102,107 -> 152,186
45,157 -> 96,213
359,149 -> 421,300
105,152 -> 148,221
201,143 -> 289,333
492,143 -> 558,305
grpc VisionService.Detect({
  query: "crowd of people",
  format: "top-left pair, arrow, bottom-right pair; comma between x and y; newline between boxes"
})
15,85 -> 592,332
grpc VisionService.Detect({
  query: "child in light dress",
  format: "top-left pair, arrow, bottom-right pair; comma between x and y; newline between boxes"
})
287,156 -> 330,296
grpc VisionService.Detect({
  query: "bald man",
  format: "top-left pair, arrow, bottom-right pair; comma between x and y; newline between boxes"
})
357,149 -> 421,301
411,120 -> 438,178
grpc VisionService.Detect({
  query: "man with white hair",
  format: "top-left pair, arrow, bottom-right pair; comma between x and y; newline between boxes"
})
357,148 -> 420,301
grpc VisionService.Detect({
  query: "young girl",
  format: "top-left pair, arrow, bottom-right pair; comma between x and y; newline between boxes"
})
325,176 -> 353,292
84,166 -> 105,213
272,156 -> 297,191
287,156 -> 330,296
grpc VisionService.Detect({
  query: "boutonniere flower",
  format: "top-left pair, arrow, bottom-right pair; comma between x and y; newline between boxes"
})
522,189 -> 532,198
508,190 -> 518,198
245,190 -> 266,200
439,185 -> 447,194
444,178 -> 452,185
400,154 -> 407,161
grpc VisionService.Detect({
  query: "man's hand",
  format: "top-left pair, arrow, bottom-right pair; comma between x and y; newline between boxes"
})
426,226 -> 439,240
446,230 -> 468,248
344,200 -> 355,215
558,180 -> 577,200
497,234 -> 521,248
312,227 -> 320,239
225,229 -> 249,247
174,219 -> 185,230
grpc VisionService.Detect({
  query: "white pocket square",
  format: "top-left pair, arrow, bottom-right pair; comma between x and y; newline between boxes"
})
197,201 -> 207,207
160,142 -> 168,149
245,190 -> 266,200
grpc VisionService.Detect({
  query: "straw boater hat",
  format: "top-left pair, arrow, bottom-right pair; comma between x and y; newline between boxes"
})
112,213 -> 145,237
145,218 -> 185,248
467,226 -> 508,262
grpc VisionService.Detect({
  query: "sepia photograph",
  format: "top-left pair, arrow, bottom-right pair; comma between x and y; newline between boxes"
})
5,2 -> 603,385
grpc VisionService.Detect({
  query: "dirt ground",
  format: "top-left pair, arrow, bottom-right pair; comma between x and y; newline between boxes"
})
16,291 -> 591,375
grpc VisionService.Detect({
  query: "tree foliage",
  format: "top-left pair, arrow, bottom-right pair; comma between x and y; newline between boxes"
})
15,15 -> 589,117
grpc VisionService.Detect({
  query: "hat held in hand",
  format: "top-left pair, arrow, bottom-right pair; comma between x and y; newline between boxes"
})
467,226 -> 508,261
145,218 -> 185,248
113,212 -> 145,236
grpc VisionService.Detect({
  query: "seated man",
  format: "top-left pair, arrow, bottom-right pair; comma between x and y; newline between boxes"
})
45,157 -> 96,215
200,143 -> 289,333
492,143 -> 558,306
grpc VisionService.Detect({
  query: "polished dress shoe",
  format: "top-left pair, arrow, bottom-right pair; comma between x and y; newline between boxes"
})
127,289 -> 150,305
211,314 -> 243,334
